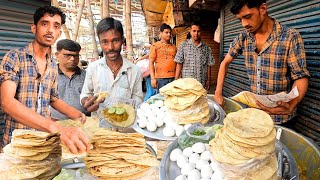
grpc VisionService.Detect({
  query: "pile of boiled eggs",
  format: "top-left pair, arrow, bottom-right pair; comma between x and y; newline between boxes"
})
170,142 -> 224,180
136,100 -> 191,137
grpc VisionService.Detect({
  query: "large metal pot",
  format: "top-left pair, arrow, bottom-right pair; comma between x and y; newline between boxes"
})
276,126 -> 320,180
207,94 -> 244,114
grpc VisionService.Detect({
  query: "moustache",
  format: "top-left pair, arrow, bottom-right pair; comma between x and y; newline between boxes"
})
44,34 -> 54,38
245,26 -> 252,29
105,50 -> 119,54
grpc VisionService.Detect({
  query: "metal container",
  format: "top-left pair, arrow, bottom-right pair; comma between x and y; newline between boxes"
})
160,139 -> 298,180
276,126 -> 320,179
207,94 -> 244,114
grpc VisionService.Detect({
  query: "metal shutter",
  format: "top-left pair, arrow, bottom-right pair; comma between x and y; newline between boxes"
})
221,0 -> 320,144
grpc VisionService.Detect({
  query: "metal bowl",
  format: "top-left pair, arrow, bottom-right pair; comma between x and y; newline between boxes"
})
207,94 -> 244,114
160,139 -> 299,180
276,126 -> 320,179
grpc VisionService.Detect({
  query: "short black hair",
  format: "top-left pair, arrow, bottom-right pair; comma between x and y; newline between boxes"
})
34,6 -> 66,25
81,60 -> 88,66
230,0 -> 266,15
190,21 -> 201,29
96,17 -> 124,39
160,23 -> 172,32
186,32 -> 191,39
56,39 -> 81,52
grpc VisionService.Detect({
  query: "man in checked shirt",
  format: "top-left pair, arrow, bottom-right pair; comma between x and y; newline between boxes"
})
214,0 -> 310,125
0,6 -> 91,153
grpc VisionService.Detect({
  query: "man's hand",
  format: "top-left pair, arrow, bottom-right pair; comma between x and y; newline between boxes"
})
151,79 -> 157,89
205,80 -> 210,91
214,91 -> 225,106
82,96 -> 100,112
79,113 -> 86,124
256,101 -> 294,115
59,126 -> 92,154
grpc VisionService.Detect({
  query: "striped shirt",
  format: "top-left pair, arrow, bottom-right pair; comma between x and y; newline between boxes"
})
0,42 -> 59,147
228,19 -> 310,124
175,39 -> 214,86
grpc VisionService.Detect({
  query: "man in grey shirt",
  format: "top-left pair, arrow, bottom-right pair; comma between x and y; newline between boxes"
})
50,39 -> 89,120
175,22 -> 214,90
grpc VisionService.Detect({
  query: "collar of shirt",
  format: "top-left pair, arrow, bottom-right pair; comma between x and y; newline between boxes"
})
58,66 -> 81,75
187,39 -> 203,48
25,42 -> 51,62
247,19 -> 283,55
99,56 -> 132,75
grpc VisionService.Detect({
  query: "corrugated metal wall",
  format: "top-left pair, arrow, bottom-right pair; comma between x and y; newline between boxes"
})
176,27 -> 220,92
221,0 -> 320,144
0,0 -> 50,149
0,0 -> 50,61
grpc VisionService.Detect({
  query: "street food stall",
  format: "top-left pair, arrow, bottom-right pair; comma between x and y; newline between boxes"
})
0,78 -> 319,179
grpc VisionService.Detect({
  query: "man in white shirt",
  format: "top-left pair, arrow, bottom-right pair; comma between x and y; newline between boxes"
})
80,17 -> 143,112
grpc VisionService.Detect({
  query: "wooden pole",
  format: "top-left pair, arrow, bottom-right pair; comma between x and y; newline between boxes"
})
101,0 -> 109,18
72,0 -> 85,41
52,0 -> 71,39
125,0 -> 134,61
86,0 -> 99,60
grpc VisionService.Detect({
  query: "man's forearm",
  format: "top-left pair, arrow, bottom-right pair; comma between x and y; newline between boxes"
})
289,77 -> 309,109
1,97 -> 58,133
175,63 -> 183,80
149,59 -> 156,79
207,66 -> 211,82
51,99 -> 82,119
215,54 -> 233,95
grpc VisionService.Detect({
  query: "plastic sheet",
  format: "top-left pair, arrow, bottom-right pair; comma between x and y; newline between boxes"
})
178,123 -> 215,149
99,97 -> 137,130
53,169 -> 97,180
0,153 -> 61,179
212,153 -> 277,180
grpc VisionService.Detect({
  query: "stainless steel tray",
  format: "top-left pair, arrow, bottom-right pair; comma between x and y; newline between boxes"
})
133,99 -> 226,141
160,139 -> 299,180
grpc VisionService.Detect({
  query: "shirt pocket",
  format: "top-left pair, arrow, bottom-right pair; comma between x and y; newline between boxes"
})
110,86 -> 131,98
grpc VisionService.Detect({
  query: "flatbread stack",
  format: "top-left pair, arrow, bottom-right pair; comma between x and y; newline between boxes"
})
159,78 -> 209,124
85,129 -> 159,179
0,129 -> 61,180
209,108 -> 278,180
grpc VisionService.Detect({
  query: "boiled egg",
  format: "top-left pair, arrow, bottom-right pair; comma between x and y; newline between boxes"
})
177,154 -> 188,168
192,142 -> 206,154
170,148 -> 182,161
154,117 -> 164,127
181,163 -> 196,175
200,151 -> 212,161
201,165 -> 213,178
146,120 -> 157,132
182,147 -> 193,157
175,175 -> 187,180
196,159 -> 209,170
163,126 -> 175,137
187,169 -> 201,180
154,100 -> 164,107
189,153 -> 200,164
138,119 -> 147,128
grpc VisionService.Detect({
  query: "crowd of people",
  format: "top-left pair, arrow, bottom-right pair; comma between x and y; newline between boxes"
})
0,0 -> 309,154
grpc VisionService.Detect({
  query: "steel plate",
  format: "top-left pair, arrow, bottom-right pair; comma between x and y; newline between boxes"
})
133,99 -> 226,141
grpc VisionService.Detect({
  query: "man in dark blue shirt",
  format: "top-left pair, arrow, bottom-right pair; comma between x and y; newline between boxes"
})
50,39 -> 89,120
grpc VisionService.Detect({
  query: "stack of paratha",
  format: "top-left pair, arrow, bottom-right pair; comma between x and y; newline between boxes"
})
160,78 -> 209,124
209,108 -> 278,180
0,129 -> 61,179
85,129 -> 159,179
